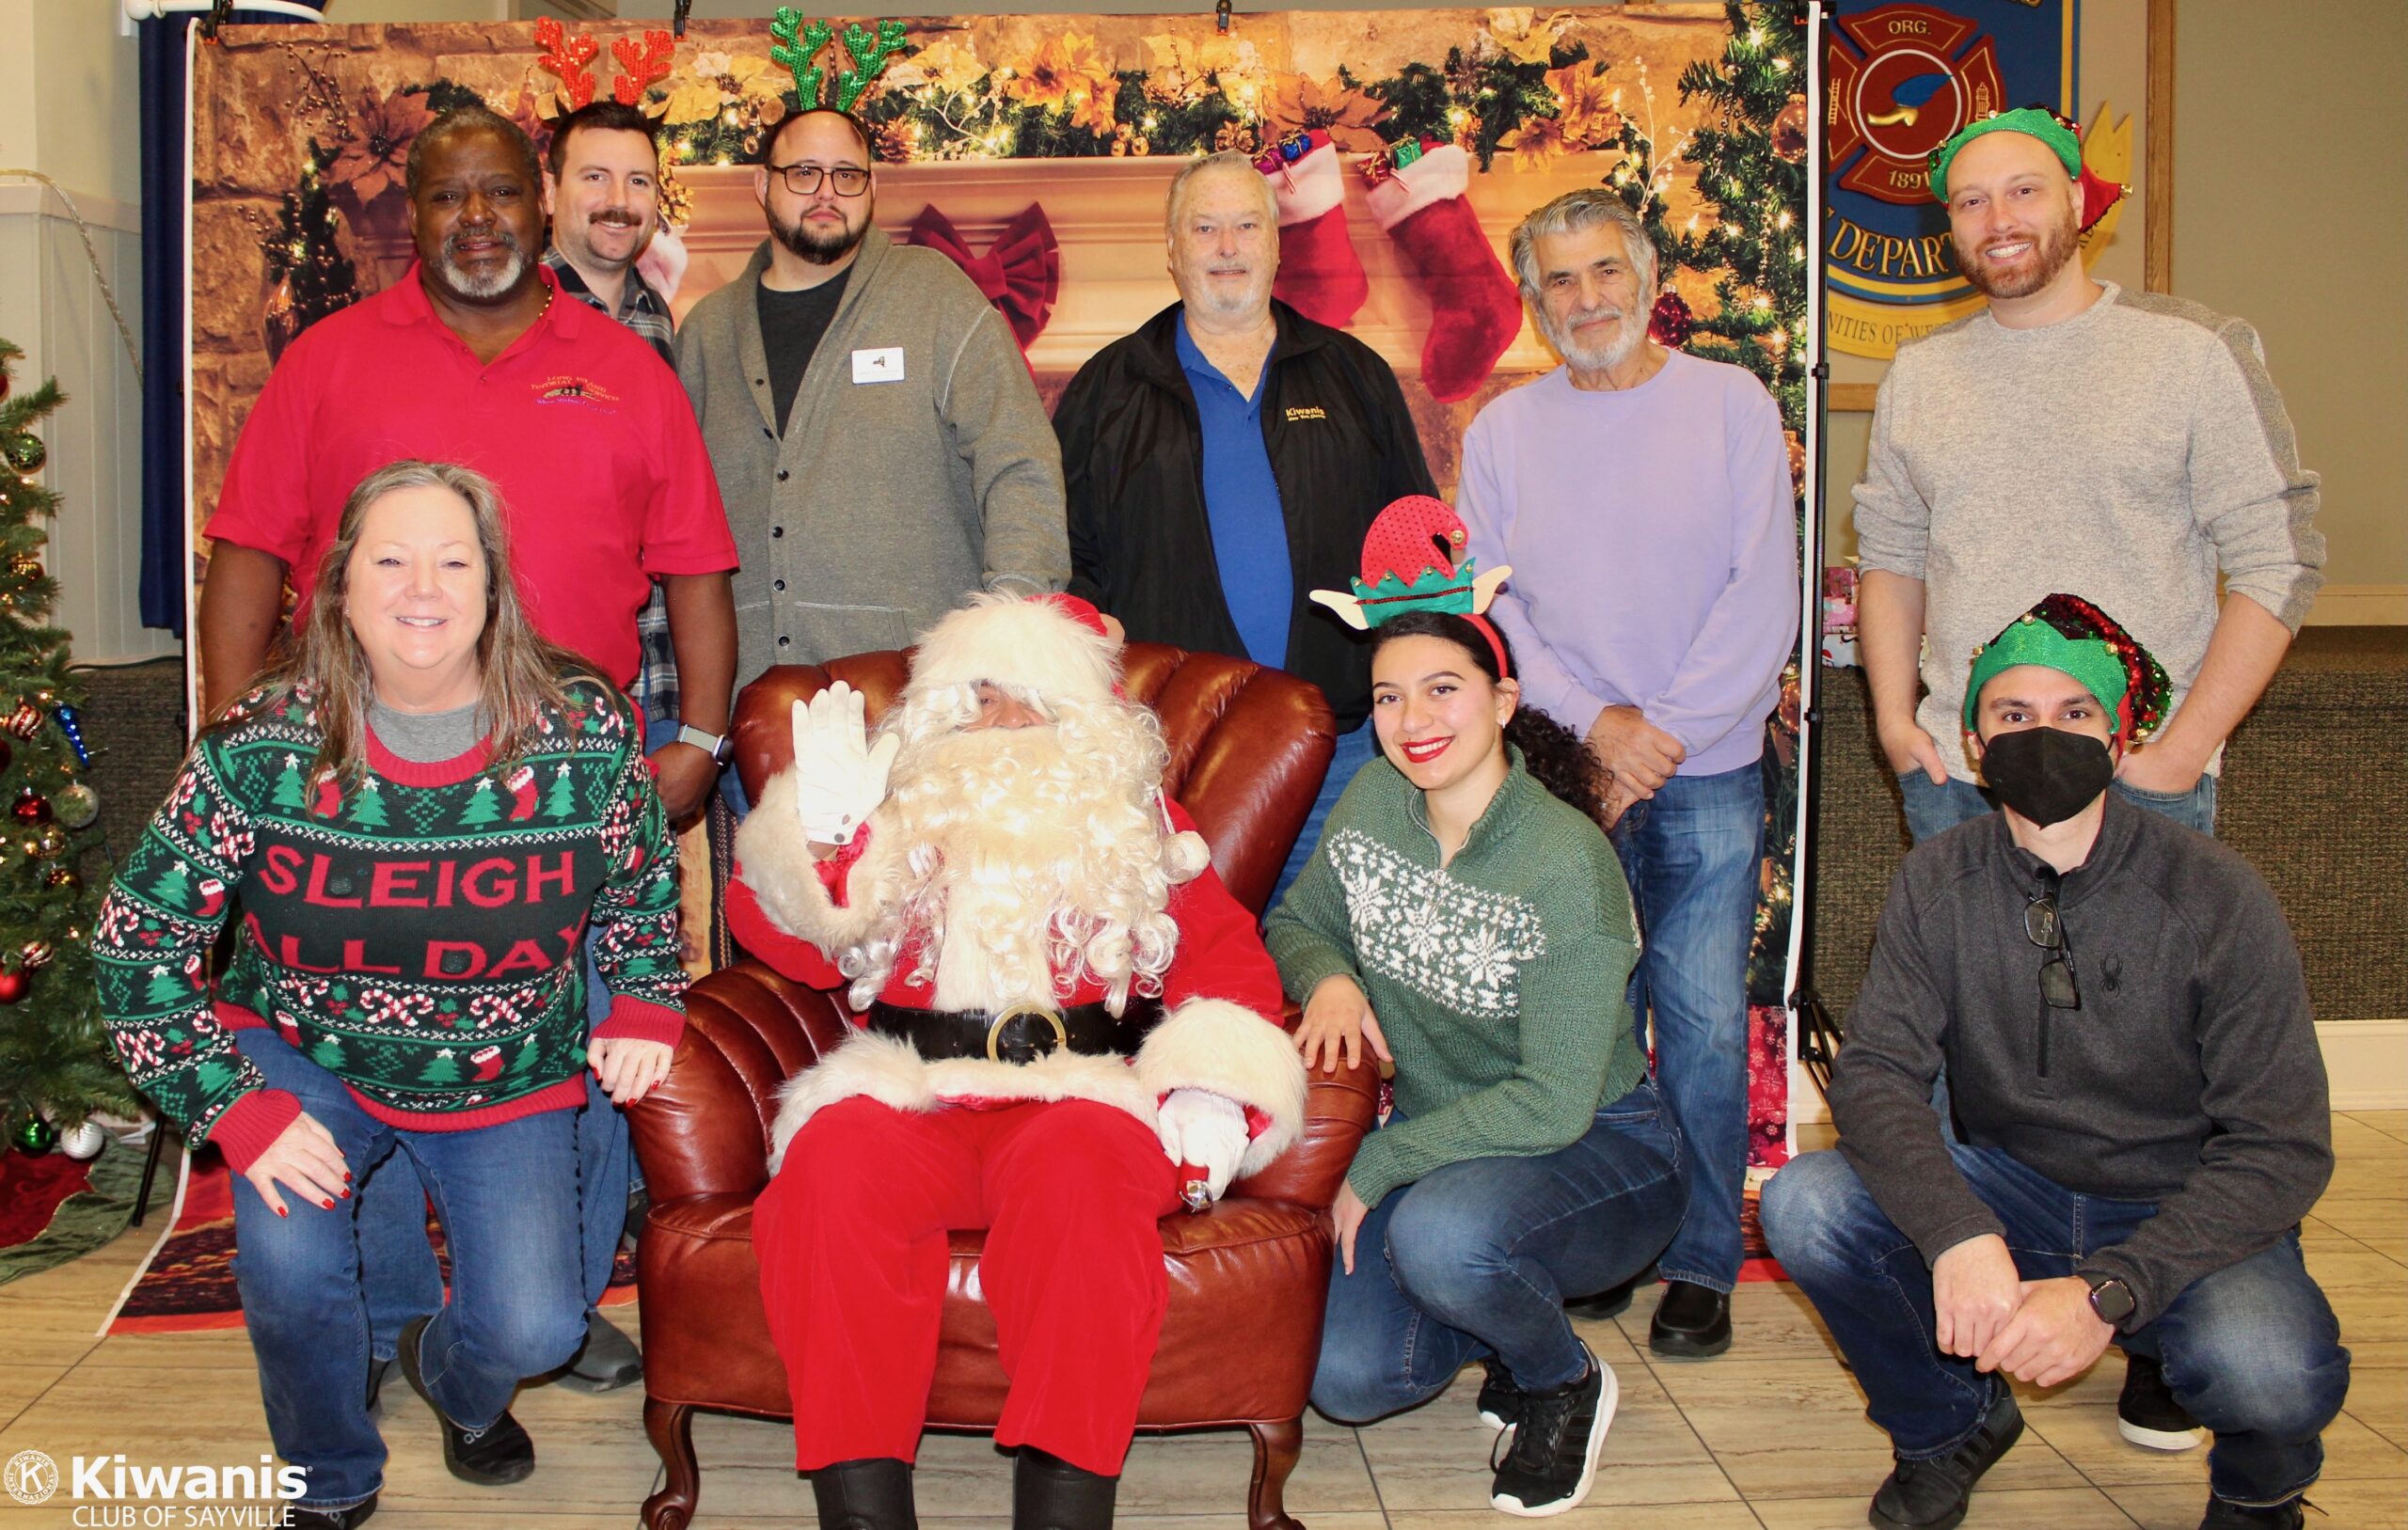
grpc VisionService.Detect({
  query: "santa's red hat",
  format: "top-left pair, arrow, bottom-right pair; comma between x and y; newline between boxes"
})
902,592 -> 1122,711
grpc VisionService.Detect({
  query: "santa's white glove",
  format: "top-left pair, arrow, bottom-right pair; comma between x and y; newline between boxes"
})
788,683 -> 900,846
1155,1088 -> 1251,1204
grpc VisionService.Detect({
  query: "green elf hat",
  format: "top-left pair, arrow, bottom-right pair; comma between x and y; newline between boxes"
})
1963,593 -> 2172,742
1928,104 -> 2127,231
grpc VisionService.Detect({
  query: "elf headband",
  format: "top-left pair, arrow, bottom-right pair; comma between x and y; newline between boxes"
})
1963,593 -> 2170,742
1928,104 -> 2127,233
1308,496 -> 1514,679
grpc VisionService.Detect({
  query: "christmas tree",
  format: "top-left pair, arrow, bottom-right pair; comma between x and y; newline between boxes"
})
258,148 -> 362,362
0,339 -> 136,1151
1660,1 -> 1811,1006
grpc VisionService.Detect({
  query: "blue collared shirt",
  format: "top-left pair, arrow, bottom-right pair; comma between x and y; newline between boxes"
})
1175,315 -> 1293,669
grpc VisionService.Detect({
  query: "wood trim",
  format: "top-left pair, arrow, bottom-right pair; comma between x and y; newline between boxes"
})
2146,0 -> 2177,292
1829,383 -> 1879,413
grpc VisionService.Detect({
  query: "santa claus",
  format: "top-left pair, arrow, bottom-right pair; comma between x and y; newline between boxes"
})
725,593 -> 1307,1530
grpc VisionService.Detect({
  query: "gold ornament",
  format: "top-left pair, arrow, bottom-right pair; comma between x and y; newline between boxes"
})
33,824 -> 67,859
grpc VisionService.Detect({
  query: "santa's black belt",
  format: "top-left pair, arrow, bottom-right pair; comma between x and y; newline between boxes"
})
864,999 -> 1165,1065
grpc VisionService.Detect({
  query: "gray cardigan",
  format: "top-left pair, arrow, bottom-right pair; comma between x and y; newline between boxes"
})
1830,796 -> 2330,1330
675,231 -> 1068,682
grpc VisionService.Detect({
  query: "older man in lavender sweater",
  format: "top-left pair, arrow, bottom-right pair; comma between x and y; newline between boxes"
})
1459,189 -> 1798,1360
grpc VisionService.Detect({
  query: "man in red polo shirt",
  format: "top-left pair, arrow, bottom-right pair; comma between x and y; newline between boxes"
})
194,103 -> 737,1418
198,103 -> 738,820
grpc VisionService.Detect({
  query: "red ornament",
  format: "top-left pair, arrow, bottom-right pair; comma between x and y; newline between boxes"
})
1649,291 -> 1695,348
4,702 -> 39,739
0,968 -> 28,1004
11,786 -> 49,824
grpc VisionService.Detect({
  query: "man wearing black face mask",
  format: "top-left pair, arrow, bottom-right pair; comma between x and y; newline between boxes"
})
1762,596 -> 2346,1530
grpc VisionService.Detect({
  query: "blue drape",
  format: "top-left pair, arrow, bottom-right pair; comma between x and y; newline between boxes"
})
136,5 -> 325,635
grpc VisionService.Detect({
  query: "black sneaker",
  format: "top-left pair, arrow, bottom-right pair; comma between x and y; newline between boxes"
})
1477,1359 -> 1525,1432
287,1493 -> 378,1529
1868,1389 -> 2024,1530
397,1314 -> 537,1487
2118,1352 -> 2203,1451
1488,1344 -> 1617,1518
1648,1279 -> 1733,1360
554,1310 -> 643,1394
2198,1494 -> 2309,1529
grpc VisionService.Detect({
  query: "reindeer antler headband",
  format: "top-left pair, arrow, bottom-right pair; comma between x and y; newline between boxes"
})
769,8 -> 909,115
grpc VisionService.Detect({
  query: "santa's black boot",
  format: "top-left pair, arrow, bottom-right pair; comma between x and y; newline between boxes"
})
811,1457 -> 918,1530
1013,1446 -> 1117,1529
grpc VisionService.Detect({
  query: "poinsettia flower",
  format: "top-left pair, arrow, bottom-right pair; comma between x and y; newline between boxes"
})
689,49 -> 734,78
1498,111 -> 1571,169
1004,33 -> 1119,136
1485,8 -> 1572,66
661,75 -> 732,124
326,87 -> 435,205
1262,73 -> 1391,152
893,39 -> 985,96
1546,63 -> 1623,148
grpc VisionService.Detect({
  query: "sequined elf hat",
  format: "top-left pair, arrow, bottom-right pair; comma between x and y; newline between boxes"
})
1963,593 -> 2172,742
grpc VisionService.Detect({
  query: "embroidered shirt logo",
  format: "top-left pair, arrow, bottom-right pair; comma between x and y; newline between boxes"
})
1284,404 -> 1328,422
534,375 -> 622,409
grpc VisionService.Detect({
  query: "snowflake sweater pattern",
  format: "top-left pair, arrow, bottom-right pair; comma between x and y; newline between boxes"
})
1265,749 -> 1646,1207
95,677 -> 685,1169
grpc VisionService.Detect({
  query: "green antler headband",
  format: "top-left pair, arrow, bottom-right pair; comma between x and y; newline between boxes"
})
769,10 -> 908,115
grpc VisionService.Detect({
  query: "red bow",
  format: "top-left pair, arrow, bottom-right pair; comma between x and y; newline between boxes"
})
905,203 -> 1059,351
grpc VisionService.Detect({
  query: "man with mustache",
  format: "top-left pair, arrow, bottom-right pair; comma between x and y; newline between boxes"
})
676,106 -> 1067,765
1763,596 -> 2345,1530
722,593 -> 1306,1529
1455,188 -> 1797,1361
1052,148 -> 1435,906
1854,108 -> 2323,848
198,103 -> 737,1411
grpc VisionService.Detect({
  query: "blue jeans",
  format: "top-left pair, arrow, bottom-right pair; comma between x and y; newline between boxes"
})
1608,760 -> 1764,1291
1270,719 -> 1379,914
1311,1081 -> 1687,1423
230,1030 -> 587,1509
1762,1144 -> 2347,1506
1899,769 -> 2218,844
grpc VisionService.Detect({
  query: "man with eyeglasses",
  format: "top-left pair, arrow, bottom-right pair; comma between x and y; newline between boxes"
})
676,106 -> 1067,792
1761,595 -> 2346,1530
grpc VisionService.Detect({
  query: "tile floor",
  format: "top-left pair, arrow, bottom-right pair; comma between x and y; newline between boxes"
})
0,1113 -> 2399,1529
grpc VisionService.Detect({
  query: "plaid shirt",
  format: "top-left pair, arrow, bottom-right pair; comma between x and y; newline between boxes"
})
544,247 -> 681,725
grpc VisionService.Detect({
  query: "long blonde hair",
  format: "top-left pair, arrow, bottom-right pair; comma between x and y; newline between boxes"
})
214,460 -> 586,791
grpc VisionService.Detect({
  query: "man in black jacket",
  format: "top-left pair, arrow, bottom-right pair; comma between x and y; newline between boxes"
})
1054,148 -> 1435,902
1762,595 -> 2347,1530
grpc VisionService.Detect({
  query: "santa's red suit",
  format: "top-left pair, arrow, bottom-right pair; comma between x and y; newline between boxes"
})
727,596 -> 1306,1485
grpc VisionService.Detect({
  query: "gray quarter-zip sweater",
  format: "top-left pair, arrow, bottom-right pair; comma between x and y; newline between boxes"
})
1830,795 -> 2329,1329
675,231 -> 1069,682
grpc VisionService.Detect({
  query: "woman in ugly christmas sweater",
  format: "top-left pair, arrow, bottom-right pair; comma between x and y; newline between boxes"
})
1267,608 -> 1687,1521
96,461 -> 686,1529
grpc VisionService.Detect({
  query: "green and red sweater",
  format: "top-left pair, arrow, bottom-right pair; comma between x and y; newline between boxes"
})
95,676 -> 685,1172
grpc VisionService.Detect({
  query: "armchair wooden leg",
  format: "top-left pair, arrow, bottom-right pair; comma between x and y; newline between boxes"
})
642,1396 -> 701,1530
1245,1416 -> 1305,1530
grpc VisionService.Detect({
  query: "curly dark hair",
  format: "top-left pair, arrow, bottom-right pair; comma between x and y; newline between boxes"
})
1370,611 -> 1608,827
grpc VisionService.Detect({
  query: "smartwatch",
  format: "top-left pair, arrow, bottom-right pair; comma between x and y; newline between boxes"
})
2082,1271 -> 2136,1327
674,725 -> 736,766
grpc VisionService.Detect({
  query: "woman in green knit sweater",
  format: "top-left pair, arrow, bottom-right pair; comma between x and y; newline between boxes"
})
1267,609 -> 1687,1519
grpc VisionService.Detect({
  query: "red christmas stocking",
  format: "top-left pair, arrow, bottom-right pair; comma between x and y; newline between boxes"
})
1367,141 -> 1522,402
1257,130 -> 1369,329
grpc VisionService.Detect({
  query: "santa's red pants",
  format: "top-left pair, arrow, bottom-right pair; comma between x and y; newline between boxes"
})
754,1096 -> 1182,1477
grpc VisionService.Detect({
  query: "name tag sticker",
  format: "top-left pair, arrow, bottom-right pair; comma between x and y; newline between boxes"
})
851,347 -> 906,384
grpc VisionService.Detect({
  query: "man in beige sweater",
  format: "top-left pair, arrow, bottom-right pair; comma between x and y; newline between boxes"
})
676,107 -> 1068,784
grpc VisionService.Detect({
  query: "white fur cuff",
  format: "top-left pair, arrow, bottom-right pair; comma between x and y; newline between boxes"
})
1368,143 -> 1471,231
1133,999 -> 1307,1178
1264,138 -> 1345,224
734,770 -> 896,955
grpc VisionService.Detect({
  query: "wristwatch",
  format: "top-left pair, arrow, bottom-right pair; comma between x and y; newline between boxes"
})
674,724 -> 736,766
2082,1271 -> 2136,1327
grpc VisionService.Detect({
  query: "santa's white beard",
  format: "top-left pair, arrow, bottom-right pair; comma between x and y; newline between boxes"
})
858,718 -> 1179,1013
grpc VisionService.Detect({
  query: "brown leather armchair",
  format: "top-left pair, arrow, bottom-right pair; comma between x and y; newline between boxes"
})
626,643 -> 1379,1530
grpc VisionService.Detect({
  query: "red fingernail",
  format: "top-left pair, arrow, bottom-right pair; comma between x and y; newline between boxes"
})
342,1172 -> 353,1183
277,1206 -> 289,1218
322,1199 -> 336,1210
340,1189 -> 352,1199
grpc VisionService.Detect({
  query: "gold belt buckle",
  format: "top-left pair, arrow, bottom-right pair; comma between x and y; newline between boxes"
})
987,1002 -> 1069,1063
